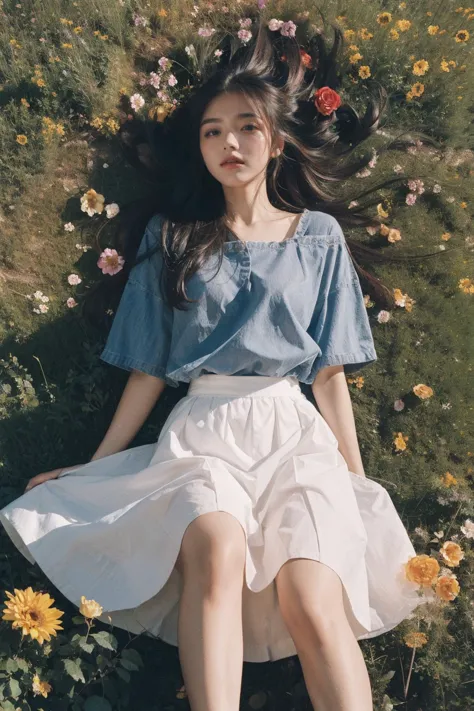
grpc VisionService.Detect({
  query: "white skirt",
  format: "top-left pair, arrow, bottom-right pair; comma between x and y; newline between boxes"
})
0,374 -> 432,663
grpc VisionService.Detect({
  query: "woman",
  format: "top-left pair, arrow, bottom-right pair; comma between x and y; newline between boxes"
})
1,18 -> 443,711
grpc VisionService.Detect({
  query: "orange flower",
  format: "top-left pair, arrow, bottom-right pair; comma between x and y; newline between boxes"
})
16,134 -> 28,145
441,232 -> 451,241
440,541 -> 465,567
428,25 -> 439,35
404,631 -> 428,648
455,29 -> 470,42
397,19 -> 412,31
411,82 -> 425,97
413,59 -> 429,76
404,554 -> 440,586
359,28 -> 374,40
377,12 -> 392,25
435,575 -> 460,601
413,383 -> 434,400
299,49 -> 313,68
440,471 -> 458,487
394,432 -> 409,451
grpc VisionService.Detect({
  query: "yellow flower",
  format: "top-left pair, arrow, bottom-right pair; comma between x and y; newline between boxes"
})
73,26 -> 83,33
390,29 -> 400,40
336,15 -> 347,24
20,97 -> 30,108
440,541 -> 465,567
404,631 -> 428,648
413,59 -> 429,76
413,383 -> 434,399
459,277 -> 474,293
158,8 -> 167,17
2,587 -> 64,644
404,554 -> 440,586
79,595 -> 104,619
441,471 -> 458,487
377,203 -> 389,218
394,431 -> 409,451
460,201 -> 468,208
399,1 -> 407,7
32,674 -> 52,698
377,12 -> 392,25
411,82 -> 425,97
440,59 -> 450,72
36,78 -> 46,87
16,134 -> 28,145
397,19 -> 412,31
358,65 -> 371,79
344,29 -> 356,41
426,10 -> 433,15
62,42 -> 73,48
349,52 -> 363,63
435,575 -> 460,601
428,25 -> 439,35
455,29 -> 470,42
406,91 -> 414,101
455,6 -> 464,12
348,44 -> 360,51
358,28 -> 374,40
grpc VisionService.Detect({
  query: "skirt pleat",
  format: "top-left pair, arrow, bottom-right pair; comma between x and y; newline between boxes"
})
0,374 -> 433,663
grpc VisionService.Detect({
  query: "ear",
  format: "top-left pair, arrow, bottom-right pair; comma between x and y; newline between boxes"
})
272,134 -> 285,157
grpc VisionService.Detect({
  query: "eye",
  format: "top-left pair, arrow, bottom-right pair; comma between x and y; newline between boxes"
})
242,123 -> 259,132
203,128 -> 220,138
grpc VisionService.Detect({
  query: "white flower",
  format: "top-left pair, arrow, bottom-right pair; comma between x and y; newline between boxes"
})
394,399 -> 405,411
377,310 -> 391,323
348,201 -> 359,209
130,93 -> 145,111
66,297 -> 78,308
214,49 -> 223,58
268,18 -> 284,31
439,244 -> 446,250
64,222 -> 75,232
446,196 -> 455,203
68,273 -> 82,286
185,44 -> 196,56
433,183 -> 442,193
103,163 -> 109,168
366,225 -> 378,235
198,26 -> 216,37
368,149 -> 378,169
393,164 -> 403,173
40,295 -> 49,303
441,402 -> 452,410
33,290 -> 43,299
356,167 -> 371,178
105,202 -> 120,219
461,519 -> 474,539
168,74 -> 177,86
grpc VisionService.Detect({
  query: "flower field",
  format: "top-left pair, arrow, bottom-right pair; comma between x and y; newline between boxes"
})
0,0 -> 474,709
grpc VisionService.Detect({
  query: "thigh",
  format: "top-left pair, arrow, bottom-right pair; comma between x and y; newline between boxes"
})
175,511 -> 246,579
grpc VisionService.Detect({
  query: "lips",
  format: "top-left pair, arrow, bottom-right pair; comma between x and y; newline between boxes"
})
220,157 -> 245,166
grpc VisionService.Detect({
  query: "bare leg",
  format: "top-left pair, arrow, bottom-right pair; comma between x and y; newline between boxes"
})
176,512 -> 247,711
276,558 -> 373,711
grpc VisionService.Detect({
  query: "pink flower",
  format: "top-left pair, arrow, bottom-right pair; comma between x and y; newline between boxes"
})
408,179 -> 425,194
168,74 -> 178,86
149,71 -> 161,89
238,29 -> 252,43
198,26 -> 216,37
68,273 -> 82,285
257,0 -> 266,8
67,297 -> 78,308
377,310 -> 391,323
406,192 -> 417,205
130,93 -> 145,111
394,399 -> 405,412
268,18 -> 284,31
158,56 -> 171,70
97,248 -> 125,276
280,20 -> 297,37
239,17 -> 252,28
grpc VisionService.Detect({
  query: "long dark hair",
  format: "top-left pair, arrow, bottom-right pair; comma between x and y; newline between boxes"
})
82,18 -> 455,328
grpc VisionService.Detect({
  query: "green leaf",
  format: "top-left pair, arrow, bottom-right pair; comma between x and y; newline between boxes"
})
90,632 -> 117,652
78,639 -> 95,654
71,616 -> 87,625
5,659 -> 18,674
0,700 -> 17,711
120,647 -> 143,668
114,667 -> 130,684
63,658 -> 86,684
118,658 -> 138,672
15,658 -> 29,673
83,696 -> 112,711
7,678 -> 21,699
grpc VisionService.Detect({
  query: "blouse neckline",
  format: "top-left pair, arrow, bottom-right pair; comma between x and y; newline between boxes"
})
225,208 -> 310,246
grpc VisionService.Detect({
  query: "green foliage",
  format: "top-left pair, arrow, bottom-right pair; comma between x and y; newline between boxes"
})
0,0 -> 473,710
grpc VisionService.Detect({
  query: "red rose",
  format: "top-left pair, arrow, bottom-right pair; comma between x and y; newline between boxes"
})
314,87 -> 342,116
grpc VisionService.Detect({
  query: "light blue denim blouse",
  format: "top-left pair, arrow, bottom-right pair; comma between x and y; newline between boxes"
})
99,209 -> 377,389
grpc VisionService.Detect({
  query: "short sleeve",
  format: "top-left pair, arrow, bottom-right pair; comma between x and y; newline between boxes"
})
99,215 -> 174,379
308,221 -> 377,378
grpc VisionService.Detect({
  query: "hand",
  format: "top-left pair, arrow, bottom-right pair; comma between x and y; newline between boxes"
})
24,466 -> 73,494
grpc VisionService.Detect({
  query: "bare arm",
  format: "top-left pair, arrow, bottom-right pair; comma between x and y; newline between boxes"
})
311,365 -> 366,478
90,370 -> 167,462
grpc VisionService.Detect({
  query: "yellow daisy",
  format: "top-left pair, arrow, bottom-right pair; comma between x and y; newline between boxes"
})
413,59 -> 429,76
2,587 -> 64,645
397,19 -> 412,31
390,29 -> 400,40
358,65 -> 371,79
377,12 -> 392,25
411,82 -> 425,97
427,25 -> 439,35
359,28 -> 374,40
455,29 -> 470,42
16,134 -> 28,145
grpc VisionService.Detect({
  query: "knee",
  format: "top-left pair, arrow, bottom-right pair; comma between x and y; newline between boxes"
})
280,592 -> 347,642
177,513 -> 246,597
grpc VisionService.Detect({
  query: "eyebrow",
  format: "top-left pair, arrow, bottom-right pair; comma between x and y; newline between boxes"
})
200,112 -> 259,127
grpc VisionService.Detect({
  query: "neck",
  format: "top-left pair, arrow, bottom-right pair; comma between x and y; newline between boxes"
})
222,176 -> 280,226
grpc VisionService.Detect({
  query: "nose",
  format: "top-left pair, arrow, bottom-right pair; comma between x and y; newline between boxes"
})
223,130 -> 239,150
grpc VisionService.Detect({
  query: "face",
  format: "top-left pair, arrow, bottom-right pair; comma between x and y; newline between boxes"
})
199,92 -> 283,188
